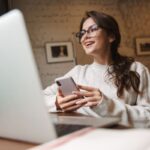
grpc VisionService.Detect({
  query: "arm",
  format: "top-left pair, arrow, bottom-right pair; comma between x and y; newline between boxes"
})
43,83 -> 58,112
92,67 -> 150,126
43,66 -> 81,112
73,66 -> 150,126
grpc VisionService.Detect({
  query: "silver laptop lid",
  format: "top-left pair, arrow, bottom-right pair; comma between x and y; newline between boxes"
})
0,9 -> 56,143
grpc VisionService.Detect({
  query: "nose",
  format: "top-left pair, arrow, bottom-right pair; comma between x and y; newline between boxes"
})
80,32 -> 91,43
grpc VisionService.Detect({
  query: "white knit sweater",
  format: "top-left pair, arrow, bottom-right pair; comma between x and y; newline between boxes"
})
44,61 -> 150,126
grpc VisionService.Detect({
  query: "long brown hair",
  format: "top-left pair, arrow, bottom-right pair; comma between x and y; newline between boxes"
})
78,11 -> 140,98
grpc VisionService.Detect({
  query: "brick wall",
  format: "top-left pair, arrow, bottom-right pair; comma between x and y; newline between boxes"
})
12,0 -> 150,88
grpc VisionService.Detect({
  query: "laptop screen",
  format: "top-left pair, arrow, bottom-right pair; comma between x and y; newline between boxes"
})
0,9 -> 56,143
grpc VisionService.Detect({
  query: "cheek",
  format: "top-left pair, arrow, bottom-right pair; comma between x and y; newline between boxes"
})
96,34 -> 110,46
82,44 -> 87,52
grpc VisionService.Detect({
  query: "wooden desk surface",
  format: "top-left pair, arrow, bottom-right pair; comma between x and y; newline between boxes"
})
1,112 -> 145,150
0,112 -> 86,150
0,138 -> 36,150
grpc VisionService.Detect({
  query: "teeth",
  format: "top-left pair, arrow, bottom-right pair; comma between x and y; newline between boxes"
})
86,42 -> 94,46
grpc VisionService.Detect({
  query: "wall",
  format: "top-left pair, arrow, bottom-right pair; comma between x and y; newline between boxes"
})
11,0 -> 150,88
0,0 -> 9,15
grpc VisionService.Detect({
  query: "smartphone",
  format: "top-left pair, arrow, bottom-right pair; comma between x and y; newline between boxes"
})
55,77 -> 79,96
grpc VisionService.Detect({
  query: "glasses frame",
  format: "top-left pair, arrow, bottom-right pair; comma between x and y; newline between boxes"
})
76,24 -> 100,42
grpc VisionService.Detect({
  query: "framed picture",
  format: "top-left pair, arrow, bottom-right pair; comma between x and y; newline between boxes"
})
136,37 -> 150,56
45,42 -> 74,63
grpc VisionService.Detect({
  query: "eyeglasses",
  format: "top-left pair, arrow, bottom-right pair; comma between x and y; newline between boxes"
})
76,24 -> 100,42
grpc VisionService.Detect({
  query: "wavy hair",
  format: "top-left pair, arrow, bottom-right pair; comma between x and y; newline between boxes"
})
78,11 -> 140,98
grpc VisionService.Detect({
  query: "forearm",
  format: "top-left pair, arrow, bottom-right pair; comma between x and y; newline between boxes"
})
44,94 -> 58,112
43,84 -> 59,112
92,94 -> 150,126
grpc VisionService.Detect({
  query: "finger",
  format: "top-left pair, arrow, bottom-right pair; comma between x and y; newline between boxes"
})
84,101 -> 99,107
63,104 -> 81,112
57,87 -> 64,97
60,94 -> 78,103
72,91 -> 94,97
75,98 -> 89,104
77,84 -> 96,91
61,99 -> 81,109
76,96 -> 101,104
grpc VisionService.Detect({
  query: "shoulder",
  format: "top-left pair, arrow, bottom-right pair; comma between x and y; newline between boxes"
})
130,61 -> 150,80
130,61 -> 149,73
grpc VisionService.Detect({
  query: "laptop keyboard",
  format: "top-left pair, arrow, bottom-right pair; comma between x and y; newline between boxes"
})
54,124 -> 89,137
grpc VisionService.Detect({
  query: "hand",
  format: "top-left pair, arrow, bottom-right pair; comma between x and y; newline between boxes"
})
72,85 -> 102,107
55,88 -> 83,112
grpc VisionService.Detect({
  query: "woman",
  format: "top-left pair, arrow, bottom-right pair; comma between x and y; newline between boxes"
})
44,11 -> 150,126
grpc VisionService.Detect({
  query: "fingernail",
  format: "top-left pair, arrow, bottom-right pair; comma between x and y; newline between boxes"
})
84,103 -> 88,106
72,91 -> 77,94
76,101 -> 80,104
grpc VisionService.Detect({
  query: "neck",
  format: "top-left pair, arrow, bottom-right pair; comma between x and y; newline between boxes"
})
93,50 -> 112,65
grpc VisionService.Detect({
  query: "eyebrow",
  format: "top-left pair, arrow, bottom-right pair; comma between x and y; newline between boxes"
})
82,24 -> 97,31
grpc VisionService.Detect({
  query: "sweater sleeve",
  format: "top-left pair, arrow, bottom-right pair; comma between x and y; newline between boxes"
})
43,83 -> 58,112
43,66 -> 80,112
92,66 -> 150,126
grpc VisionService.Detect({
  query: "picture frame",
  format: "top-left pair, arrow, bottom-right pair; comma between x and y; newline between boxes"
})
136,37 -> 150,56
45,42 -> 74,63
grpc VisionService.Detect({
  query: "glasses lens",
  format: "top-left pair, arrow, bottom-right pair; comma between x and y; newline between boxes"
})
76,32 -> 80,38
89,24 -> 99,33
76,24 -> 99,42
76,30 -> 86,40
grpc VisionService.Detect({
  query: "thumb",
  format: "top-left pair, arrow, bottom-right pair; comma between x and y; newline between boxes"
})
57,87 -> 64,97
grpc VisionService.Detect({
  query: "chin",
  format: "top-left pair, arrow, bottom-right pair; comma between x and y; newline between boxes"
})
84,48 -> 97,55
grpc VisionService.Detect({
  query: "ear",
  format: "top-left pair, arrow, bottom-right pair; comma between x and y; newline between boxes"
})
109,35 -> 115,43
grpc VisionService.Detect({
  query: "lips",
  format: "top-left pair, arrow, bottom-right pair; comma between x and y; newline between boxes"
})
84,41 -> 95,48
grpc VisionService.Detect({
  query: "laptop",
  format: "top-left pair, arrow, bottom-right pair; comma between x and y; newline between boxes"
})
0,9 -> 120,144
0,9 -> 57,144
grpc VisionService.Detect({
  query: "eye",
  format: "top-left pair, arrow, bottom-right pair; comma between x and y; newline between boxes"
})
89,25 -> 99,33
80,30 -> 86,36
76,30 -> 86,38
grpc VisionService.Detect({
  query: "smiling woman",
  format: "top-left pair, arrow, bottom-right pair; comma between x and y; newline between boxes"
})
76,24 -> 100,43
44,10 -> 150,127
76,17 -> 113,58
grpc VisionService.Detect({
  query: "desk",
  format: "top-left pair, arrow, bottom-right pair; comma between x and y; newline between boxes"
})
50,112 -> 120,127
50,112 -> 150,128
0,138 -> 36,150
0,112 -> 149,150
0,112 -> 87,150
0,112 -> 90,150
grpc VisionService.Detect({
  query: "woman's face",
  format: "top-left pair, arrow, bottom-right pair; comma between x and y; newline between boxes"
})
80,17 -> 113,57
